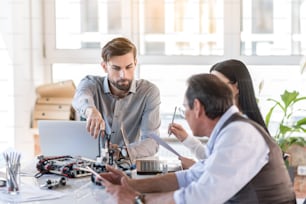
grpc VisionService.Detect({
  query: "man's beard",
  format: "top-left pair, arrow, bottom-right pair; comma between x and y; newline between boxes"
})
110,79 -> 131,91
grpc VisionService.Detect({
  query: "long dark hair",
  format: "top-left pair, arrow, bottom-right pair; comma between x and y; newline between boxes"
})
210,59 -> 269,133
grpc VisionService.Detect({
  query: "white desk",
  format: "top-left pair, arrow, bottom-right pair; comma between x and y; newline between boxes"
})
0,160 -> 115,204
1,159 -> 305,204
3,175 -> 114,204
0,157 -> 179,204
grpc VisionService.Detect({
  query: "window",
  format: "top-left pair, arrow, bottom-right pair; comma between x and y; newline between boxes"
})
241,0 -> 306,56
50,0 -> 224,56
52,64 -> 104,85
138,0 -> 224,55
45,0 -> 305,62
45,0 -> 306,137
55,0 -> 124,49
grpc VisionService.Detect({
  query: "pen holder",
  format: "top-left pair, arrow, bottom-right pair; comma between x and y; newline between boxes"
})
6,163 -> 20,195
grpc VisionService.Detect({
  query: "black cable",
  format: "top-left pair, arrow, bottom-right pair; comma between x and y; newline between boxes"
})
98,131 -> 102,158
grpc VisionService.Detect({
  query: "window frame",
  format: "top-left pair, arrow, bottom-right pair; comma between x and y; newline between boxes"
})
43,0 -> 303,68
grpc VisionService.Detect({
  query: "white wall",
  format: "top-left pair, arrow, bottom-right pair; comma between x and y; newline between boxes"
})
0,0 -> 45,161
0,1 -> 14,151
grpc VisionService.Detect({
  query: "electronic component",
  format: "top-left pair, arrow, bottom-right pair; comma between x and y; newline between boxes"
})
40,177 -> 67,189
90,163 -> 106,186
35,155 -> 106,178
0,178 -> 6,187
35,126 -> 134,179
136,160 -> 182,175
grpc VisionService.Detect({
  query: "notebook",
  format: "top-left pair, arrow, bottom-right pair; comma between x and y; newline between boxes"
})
38,120 -> 99,159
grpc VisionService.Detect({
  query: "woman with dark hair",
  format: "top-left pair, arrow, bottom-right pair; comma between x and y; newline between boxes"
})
169,59 -> 269,169
210,59 -> 268,133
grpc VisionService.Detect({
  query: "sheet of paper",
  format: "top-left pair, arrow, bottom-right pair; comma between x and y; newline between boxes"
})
149,134 -> 181,157
0,182 -> 66,203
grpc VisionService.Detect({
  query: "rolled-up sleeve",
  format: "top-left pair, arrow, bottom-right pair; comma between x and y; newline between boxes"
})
72,76 -> 98,118
182,135 -> 206,160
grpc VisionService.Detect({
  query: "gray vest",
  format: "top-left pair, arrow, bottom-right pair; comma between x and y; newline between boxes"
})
221,113 -> 296,204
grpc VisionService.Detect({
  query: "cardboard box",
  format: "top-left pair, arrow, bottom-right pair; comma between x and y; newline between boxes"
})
36,97 -> 73,105
34,104 -> 72,111
32,80 -> 76,128
33,110 -> 72,120
35,80 -> 75,98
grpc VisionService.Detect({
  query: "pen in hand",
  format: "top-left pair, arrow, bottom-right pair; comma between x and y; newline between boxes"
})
168,106 -> 177,136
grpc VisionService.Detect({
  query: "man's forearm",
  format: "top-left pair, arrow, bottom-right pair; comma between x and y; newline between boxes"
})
72,90 -> 96,118
131,173 -> 179,193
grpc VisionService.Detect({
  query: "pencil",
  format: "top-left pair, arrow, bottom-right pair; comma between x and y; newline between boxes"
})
168,106 -> 177,136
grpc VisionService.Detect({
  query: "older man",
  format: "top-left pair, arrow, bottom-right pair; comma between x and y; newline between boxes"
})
99,73 -> 295,204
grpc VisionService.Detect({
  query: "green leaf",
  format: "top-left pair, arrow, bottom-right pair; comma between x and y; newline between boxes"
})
288,137 -> 306,146
265,104 -> 277,127
299,127 -> 306,133
277,136 -> 306,152
279,124 -> 292,136
277,138 -> 287,151
265,89 -> 306,152
296,118 -> 306,127
294,96 -> 306,103
281,90 -> 299,108
267,98 -> 285,112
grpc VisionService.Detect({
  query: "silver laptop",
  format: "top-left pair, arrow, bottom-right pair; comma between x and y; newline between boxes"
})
38,120 -> 99,159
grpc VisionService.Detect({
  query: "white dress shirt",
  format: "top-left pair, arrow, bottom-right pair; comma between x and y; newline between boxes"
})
181,134 -> 206,160
174,106 -> 269,204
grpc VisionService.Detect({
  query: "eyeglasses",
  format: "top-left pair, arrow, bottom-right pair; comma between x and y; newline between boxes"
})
171,106 -> 186,119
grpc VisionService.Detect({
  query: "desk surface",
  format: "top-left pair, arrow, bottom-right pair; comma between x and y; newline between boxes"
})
0,160 -> 116,204
1,159 -> 306,204
0,157 -> 179,204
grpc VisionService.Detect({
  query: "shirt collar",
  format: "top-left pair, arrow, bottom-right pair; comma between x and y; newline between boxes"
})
103,76 -> 136,94
103,76 -> 111,94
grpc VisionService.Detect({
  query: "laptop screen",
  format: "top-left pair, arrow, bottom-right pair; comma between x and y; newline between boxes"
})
38,120 -> 99,160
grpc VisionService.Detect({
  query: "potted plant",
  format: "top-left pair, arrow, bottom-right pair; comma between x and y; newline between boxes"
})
265,90 -> 306,154
265,90 -> 306,182
265,90 -> 306,191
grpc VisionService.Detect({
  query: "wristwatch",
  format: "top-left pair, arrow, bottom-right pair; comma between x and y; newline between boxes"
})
134,194 -> 145,204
